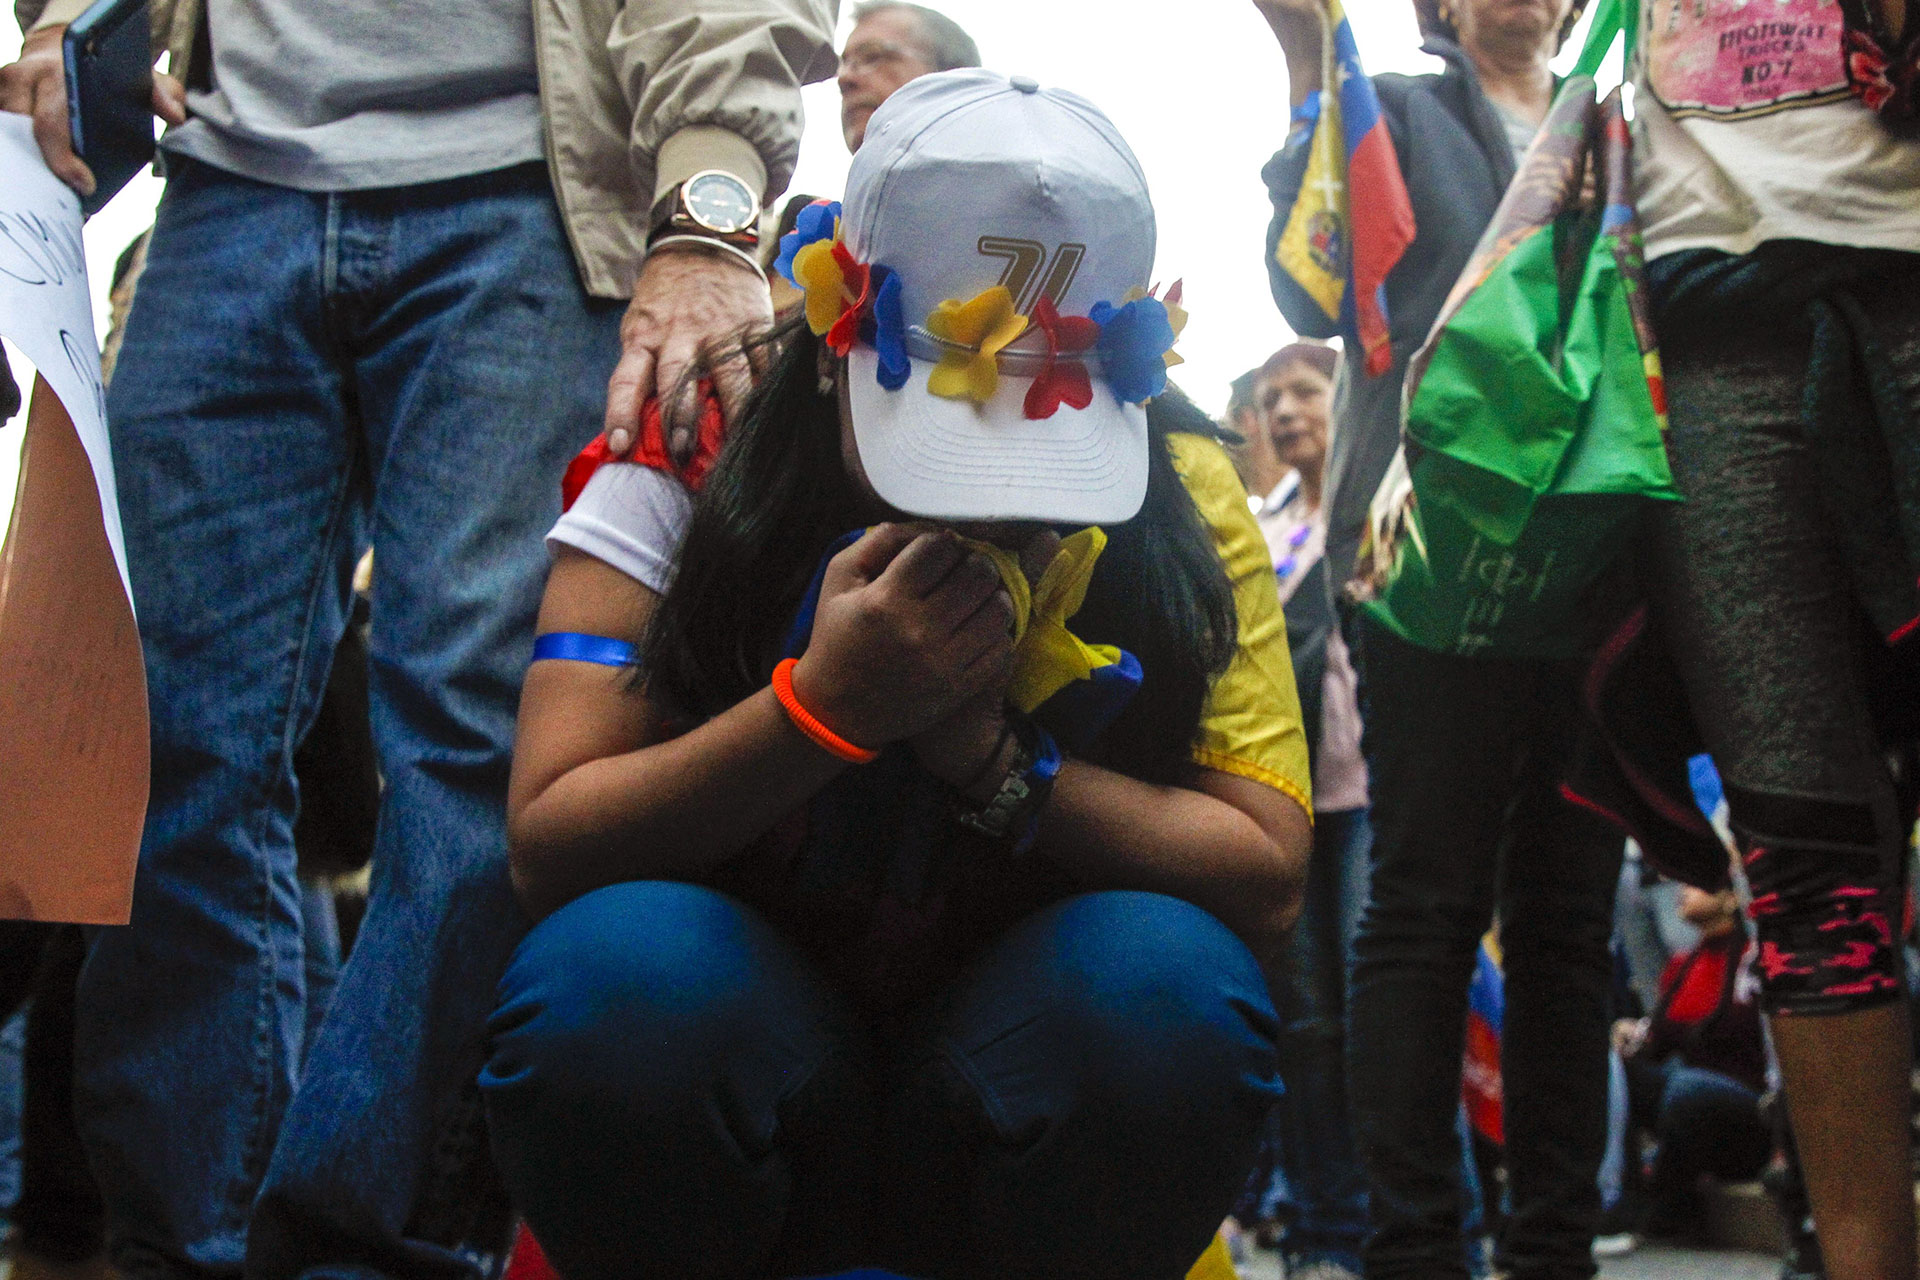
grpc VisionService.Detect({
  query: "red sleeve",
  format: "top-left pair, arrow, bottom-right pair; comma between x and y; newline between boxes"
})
560,381 -> 727,512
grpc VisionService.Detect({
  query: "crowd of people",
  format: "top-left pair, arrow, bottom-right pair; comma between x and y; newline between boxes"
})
0,0 -> 1916,1278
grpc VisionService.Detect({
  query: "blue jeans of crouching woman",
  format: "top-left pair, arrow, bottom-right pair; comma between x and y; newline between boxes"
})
479,884 -> 1284,1280
82,157 -> 622,1280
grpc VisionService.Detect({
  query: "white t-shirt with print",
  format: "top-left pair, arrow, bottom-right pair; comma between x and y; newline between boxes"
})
1632,0 -> 1920,260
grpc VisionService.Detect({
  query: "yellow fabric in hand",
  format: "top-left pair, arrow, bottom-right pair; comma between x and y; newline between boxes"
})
962,528 -> 1123,715
957,436 -> 1312,821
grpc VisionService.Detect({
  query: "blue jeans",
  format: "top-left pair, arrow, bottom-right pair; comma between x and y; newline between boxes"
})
480,885 -> 1283,1280
1622,1058 -> 1769,1226
81,159 -> 622,1280
1268,806 -> 1371,1270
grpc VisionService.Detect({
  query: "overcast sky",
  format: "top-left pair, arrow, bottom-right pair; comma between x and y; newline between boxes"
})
2,2 -> 1595,540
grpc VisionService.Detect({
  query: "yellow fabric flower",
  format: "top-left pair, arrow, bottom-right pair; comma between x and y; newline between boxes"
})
925,286 -> 1029,402
792,238 -> 848,338
1161,296 -> 1189,368
963,528 -> 1122,714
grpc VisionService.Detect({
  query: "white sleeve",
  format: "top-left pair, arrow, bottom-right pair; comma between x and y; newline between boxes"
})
545,463 -> 694,595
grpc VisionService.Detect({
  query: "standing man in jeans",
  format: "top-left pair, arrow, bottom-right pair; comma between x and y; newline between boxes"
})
0,1 -> 836,1277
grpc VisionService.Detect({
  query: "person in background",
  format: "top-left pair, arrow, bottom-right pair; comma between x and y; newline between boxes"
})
1614,886 -> 1770,1242
1249,342 -> 1373,1280
1249,345 -> 1337,604
0,1 -> 836,1277
1258,2 -> 1621,1279
1626,0 -> 1920,1270
1613,848 -> 1703,1021
836,0 -> 980,152
1222,368 -> 1268,494
765,5 -> 978,308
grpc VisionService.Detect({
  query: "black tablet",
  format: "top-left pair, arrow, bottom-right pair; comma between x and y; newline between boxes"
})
62,0 -> 154,218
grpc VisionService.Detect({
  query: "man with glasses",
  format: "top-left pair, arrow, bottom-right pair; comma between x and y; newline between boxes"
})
836,1 -> 978,151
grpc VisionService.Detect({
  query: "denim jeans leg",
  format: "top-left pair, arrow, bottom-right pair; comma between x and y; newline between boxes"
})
1275,807 -> 1372,1270
244,168 -> 623,1280
479,882 -> 876,1280
77,163 -> 366,1280
878,892 -> 1284,1280
1647,1066 -> 1769,1210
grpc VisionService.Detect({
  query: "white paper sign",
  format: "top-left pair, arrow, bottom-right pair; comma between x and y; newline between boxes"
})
0,113 -> 130,607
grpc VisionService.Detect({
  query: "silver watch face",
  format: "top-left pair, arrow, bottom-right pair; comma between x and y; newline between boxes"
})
684,172 -> 757,234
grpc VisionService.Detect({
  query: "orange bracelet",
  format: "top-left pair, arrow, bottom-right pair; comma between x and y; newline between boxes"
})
771,658 -> 879,764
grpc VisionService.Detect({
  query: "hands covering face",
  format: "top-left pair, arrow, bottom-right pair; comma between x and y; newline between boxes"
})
789,524 -> 1061,772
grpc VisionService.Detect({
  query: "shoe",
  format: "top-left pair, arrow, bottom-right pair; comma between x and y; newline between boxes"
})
1591,1231 -> 1639,1258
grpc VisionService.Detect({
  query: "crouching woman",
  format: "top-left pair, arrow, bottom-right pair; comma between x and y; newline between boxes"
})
481,70 -> 1313,1280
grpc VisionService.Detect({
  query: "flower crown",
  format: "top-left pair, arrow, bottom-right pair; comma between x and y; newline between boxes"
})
775,200 -> 1187,420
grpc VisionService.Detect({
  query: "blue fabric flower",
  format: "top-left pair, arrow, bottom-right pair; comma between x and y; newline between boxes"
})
774,199 -> 841,286
1090,296 -> 1175,404
859,265 -> 909,390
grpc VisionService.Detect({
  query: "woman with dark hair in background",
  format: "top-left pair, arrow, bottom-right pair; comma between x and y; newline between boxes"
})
1258,2 -> 1624,1278
1233,342 -> 1375,1280
1614,886 -> 1771,1241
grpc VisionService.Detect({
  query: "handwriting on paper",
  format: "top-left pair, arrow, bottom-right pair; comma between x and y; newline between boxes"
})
0,113 -> 129,607
0,209 -> 85,288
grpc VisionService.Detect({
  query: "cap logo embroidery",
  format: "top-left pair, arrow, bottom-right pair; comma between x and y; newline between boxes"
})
977,236 -> 1087,313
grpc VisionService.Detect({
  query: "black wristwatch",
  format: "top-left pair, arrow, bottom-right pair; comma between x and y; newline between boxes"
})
647,169 -> 761,251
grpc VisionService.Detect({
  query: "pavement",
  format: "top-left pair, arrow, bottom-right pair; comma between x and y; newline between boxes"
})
1234,1241 -> 1781,1279
1595,1243 -> 1780,1279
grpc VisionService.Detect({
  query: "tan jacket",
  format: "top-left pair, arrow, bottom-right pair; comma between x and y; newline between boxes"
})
20,0 -> 839,298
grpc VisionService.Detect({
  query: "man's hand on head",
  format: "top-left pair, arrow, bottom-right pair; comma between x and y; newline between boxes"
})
0,25 -> 186,198
605,243 -> 772,467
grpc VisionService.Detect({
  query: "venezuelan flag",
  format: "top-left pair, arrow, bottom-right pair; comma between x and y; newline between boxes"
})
1273,0 -> 1416,378
1462,936 -> 1504,1147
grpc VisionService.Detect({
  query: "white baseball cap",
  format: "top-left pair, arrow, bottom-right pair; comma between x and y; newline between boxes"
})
833,69 -> 1163,525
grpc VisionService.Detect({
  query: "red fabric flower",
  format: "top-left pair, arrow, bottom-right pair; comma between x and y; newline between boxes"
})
1022,294 -> 1101,420
824,241 -> 873,357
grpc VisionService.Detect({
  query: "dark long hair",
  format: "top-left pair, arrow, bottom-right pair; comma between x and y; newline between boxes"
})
642,315 -> 1238,785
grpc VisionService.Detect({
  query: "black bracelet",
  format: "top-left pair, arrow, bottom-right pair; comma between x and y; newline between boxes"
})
955,720 -> 1017,794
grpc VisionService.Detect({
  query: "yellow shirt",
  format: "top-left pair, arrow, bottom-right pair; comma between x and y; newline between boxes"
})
1170,433 -> 1314,819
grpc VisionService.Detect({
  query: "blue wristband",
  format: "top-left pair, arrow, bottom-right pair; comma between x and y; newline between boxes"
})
532,632 -> 637,668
